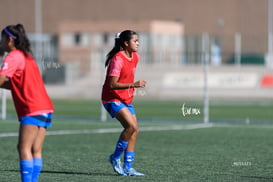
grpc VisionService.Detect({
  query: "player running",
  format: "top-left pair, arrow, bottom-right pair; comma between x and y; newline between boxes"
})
102,30 -> 146,176
0,24 -> 54,182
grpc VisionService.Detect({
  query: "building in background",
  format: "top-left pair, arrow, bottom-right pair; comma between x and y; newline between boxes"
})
0,0 -> 268,62
58,20 -> 184,74
0,0 -> 270,84
0,0 -> 272,100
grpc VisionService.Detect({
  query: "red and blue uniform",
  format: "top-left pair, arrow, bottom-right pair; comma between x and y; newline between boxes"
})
0,49 -> 54,127
102,51 -> 139,117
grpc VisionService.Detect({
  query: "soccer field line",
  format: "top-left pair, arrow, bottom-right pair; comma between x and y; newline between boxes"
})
0,123 -> 214,138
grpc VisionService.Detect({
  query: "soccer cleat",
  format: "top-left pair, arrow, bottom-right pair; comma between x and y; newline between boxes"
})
108,154 -> 126,176
124,168 -> 145,176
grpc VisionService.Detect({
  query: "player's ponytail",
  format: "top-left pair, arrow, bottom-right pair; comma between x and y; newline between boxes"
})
1,24 -> 32,57
105,33 -> 121,67
105,30 -> 137,67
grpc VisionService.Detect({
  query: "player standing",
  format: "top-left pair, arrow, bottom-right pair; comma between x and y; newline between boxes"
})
0,24 -> 54,182
102,30 -> 146,176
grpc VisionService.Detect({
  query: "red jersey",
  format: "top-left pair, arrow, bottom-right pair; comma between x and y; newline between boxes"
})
102,51 -> 139,104
0,50 -> 54,119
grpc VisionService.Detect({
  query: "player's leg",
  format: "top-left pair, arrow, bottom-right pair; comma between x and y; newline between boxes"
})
123,114 -> 144,176
116,108 -> 139,144
32,127 -> 47,182
108,107 -> 135,176
17,124 -> 39,182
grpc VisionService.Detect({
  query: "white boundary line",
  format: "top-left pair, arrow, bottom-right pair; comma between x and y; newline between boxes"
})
0,123 -> 214,138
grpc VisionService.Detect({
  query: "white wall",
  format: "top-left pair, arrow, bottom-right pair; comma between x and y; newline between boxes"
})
46,64 -> 273,100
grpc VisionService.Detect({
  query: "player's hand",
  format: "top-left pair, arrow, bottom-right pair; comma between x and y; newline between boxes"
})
134,80 -> 146,88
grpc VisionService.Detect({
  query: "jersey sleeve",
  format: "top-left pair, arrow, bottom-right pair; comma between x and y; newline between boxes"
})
0,51 -> 25,77
108,55 -> 124,77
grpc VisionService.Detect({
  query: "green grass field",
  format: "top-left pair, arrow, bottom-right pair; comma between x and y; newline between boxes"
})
1,99 -> 273,182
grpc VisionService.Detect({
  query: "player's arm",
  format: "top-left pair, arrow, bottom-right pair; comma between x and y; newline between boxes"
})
0,75 -> 11,90
109,76 -> 146,90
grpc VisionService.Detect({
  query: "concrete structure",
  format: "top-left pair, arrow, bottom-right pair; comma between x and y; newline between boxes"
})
58,20 -> 184,74
44,64 -> 273,100
0,0 -> 269,55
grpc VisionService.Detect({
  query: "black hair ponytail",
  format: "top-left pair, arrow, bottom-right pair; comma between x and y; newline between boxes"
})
105,30 -> 137,67
105,36 -> 121,67
1,24 -> 32,57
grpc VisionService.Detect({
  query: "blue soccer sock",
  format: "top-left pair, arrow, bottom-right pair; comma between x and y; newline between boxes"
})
124,151 -> 135,170
32,158 -> 43,182
20,160 -> 33,182
112,139 -> 128,159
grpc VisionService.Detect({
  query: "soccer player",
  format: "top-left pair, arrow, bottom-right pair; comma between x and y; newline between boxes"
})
102,30 -> 146,176
0,24 -> 54,182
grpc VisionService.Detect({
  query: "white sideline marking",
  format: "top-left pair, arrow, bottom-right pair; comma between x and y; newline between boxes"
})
0,123 -> 213,138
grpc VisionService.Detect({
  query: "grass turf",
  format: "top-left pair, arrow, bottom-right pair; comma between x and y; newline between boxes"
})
0,99 -> 273,181
3,98 -> 273,122
1,123 -> 273,182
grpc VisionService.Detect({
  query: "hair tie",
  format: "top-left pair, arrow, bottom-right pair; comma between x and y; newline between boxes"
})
115,32 -> 121,39
4,28 -> 17,39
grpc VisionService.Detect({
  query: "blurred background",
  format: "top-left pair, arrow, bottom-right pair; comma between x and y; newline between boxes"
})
1,2 -> 273,181
0,0 -> 272,122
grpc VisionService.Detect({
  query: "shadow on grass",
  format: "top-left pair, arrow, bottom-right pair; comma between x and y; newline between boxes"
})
2,169 -> 117,177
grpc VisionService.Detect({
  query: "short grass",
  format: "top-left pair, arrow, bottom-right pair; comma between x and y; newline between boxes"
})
3,98 -> 273,122
0,99 -> 273,182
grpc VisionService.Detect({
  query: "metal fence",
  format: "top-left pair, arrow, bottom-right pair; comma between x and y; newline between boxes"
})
25,32 -> 271,84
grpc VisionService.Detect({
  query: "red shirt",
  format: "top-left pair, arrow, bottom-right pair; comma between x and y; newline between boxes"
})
0,50 -> 54,119
102,51 -> 139,104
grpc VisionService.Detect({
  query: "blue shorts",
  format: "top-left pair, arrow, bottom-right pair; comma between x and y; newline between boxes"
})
103,102 -> 135,118
20,113 -> 53,128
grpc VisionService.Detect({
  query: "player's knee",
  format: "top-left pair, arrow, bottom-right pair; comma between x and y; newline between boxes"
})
17,144 -> 31,159
134,126 -> 139,136
126,124 -> 139,136
17,143 -> 26,154
32,146 -> 41,156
